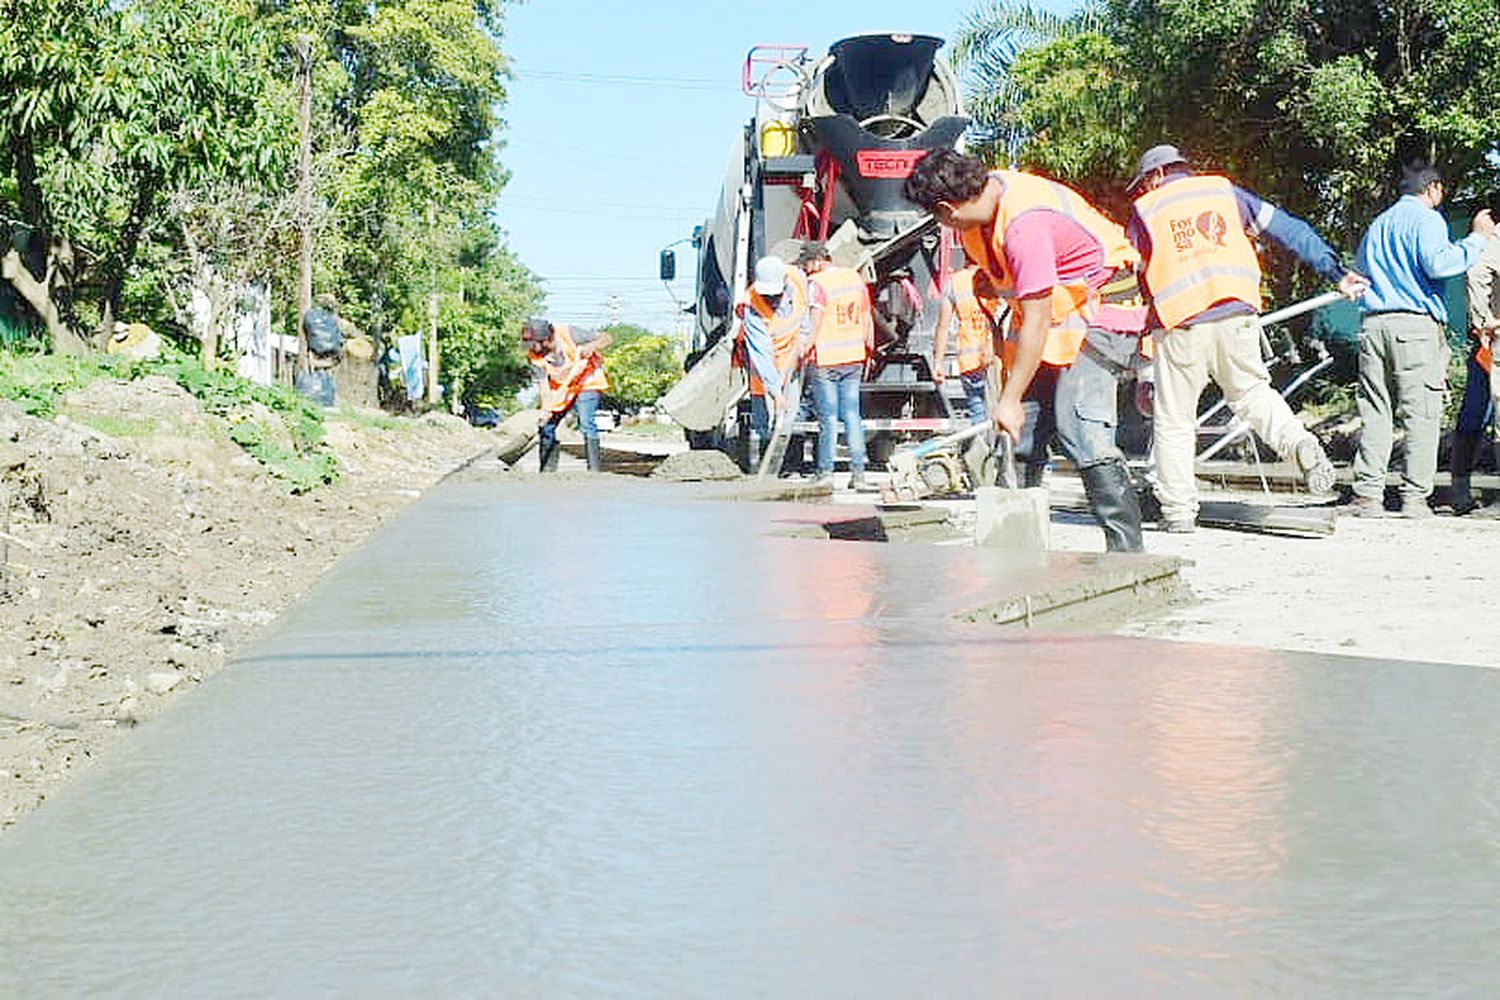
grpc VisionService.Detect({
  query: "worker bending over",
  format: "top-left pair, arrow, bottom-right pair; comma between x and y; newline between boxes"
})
802,242 -> 874,491
932,263 -> 1003,424
737,254 -> 810,469
523,317 -> 612,473
1126,144 -> 1367,532
906,149 -> 1149,553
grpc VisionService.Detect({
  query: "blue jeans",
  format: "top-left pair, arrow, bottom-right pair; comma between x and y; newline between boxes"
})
539,389 -> 601,454
1016,328 -> 1134,476
1455,346 -> 1493,434
750,394 -> 771,441
959,368 -> 989,424
812,363 -> 866,475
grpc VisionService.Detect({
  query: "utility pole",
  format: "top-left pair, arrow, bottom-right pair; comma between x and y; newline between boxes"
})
294,35 -> 314,379
426,204 -> 441,407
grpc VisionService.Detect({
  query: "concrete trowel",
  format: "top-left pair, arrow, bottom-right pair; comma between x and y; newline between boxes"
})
974,434 -> 1049,560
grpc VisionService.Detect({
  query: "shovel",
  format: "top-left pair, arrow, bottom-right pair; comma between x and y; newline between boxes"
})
974,433 -> 1049,561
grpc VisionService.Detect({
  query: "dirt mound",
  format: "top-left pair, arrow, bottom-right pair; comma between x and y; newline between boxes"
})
65,375 -> 201,424
650,449 -> 743,482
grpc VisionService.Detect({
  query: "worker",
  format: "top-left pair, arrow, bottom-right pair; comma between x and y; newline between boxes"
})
931,263 -> 1003,423
1448,198 -> 1500,514
1125,144 -> 1367,532
737,254 -> 810,468
802,242 -> 874,490
905,149 -> 1149,553
1350,163 -> 1496,517
522,317 -> 612,473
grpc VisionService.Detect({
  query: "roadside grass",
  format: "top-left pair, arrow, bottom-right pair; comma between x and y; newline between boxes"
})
0,347 -> 339,493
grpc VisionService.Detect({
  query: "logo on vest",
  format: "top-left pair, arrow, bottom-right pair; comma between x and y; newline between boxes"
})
1169,211 -> 1229,254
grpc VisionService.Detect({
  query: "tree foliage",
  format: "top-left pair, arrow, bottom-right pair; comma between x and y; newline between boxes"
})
956,0 -> 1500,253
1,0 -> 541,408
603,334 -> 682,412
0,0 -> 287,344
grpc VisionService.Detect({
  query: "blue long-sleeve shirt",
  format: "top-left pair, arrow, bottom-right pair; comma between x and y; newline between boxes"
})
741,290 -> 809,394
1128,174 -> 1348,326
1355,195 -> 1488,323
741,309 -> 781,393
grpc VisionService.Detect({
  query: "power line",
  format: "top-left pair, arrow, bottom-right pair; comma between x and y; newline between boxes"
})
517,68 -> 732,91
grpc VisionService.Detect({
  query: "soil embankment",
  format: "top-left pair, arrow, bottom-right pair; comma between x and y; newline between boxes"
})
1,378 -> 496,829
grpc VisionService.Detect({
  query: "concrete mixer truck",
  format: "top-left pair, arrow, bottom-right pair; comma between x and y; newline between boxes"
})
659,33 -> 982,469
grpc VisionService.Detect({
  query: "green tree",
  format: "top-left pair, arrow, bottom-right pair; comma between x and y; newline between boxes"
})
957,0 -> 1500,259
603,334 -> 681,413
0,0 -> 288,347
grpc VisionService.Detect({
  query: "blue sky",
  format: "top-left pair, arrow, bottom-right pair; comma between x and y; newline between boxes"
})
497,0 -> 1077,334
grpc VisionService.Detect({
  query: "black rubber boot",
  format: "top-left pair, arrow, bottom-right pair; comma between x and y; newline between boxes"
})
1080,459 -> 1145,553
585,437 -> 602,473
1449,431 -> 1480,514
539,435 -> 561,473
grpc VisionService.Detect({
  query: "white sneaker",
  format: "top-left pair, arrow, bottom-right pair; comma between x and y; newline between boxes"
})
1296,437 -> 1336,496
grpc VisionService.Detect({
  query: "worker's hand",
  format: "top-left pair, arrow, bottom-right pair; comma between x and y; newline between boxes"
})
931,360 -> 945,385
1338,271 -> 1370,301
992,396 -> 1026,442
1473,208 -> 1497,238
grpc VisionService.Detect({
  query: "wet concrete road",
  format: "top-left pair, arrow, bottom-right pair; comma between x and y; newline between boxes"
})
2,471 -> 1498,996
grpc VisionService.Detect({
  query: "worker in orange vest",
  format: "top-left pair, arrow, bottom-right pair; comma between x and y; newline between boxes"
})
906,150 -> 1150,552
1126,144 -> 1367,531
522,317 -> 612,473
802,242 -> 874,490
931,263 -> 1002,423
736,254 -> 810,469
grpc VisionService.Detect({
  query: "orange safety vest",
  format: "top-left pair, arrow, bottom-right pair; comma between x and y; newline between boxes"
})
739,269 -> 809,396
809,266 -> 869,367
950,266 -> 999,374
961,170 -> 1137,367
1133,174 -> 1263,330
530,323 -> 608,414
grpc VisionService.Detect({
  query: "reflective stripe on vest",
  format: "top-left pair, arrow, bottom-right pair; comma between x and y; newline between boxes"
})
960,170 -> 1138,366
1133,174 -> 1262,329
535,323 -> 608,413
951,266 -> 997,374
745,269 -> 809,395
810,266 -> 868,367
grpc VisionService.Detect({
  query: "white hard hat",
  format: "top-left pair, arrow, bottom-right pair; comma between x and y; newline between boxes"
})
752,255 -> 787,296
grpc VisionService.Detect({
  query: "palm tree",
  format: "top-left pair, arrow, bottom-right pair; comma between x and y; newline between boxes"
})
951,1 -> 1104,160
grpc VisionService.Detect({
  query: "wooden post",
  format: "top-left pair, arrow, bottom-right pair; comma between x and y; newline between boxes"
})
426,204 -> 440,406
294,35 -> 314,378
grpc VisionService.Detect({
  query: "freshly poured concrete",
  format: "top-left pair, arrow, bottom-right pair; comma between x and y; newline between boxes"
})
2,471 -> 1497,996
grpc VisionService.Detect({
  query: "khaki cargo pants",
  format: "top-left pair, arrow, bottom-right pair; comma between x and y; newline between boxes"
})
1352,312 -> 1449,502
1152,314 -> 1319,523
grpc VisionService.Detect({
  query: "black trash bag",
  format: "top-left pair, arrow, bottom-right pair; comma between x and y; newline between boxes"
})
294,369 -> 336,407
303,308 -> 344,357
